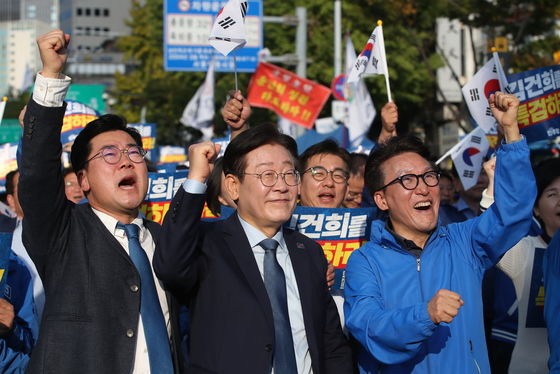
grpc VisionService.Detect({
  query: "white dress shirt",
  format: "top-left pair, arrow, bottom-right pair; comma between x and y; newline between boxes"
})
92,208 -> 171,374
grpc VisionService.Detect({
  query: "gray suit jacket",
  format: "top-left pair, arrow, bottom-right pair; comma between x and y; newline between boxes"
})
20,99 -> 184,374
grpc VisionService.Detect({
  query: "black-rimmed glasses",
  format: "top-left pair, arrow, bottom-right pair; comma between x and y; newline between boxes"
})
86,145 -> 147,165
242,170 -> 301,187
303,166 -> 349,184
377,171 -> 440,191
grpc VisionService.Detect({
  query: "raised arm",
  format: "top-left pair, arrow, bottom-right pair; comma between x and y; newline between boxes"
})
153,141 -> 220,297
221,90 -> 251,140
378,102 -> 398,144
18,30 -> 71,277
455,92 -> 536,268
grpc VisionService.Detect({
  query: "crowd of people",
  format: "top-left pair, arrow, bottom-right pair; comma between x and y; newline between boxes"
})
0,29 -> 558,374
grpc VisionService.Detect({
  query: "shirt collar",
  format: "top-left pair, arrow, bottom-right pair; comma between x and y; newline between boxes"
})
384,220 -> 427,255
237,213 -> 287,253
91,207 -> 147,242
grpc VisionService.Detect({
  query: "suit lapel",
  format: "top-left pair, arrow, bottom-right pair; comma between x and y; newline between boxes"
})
221,214 -> 274,329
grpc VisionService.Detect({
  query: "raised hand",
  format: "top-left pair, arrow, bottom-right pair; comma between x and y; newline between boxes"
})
379,101 -> 398,144
36,29 -> 70,79
221,90 -> 252,138
187,141 -> 221,183
489,92 -> 521,143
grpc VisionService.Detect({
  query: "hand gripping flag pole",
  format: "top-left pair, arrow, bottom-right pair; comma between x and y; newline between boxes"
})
208,0 -> 248,92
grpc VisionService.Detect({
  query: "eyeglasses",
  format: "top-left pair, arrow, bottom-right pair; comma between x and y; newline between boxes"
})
86,145 -> 147,165
377,171 -> 440,191
304,166 -> 349,184
242,170 -> 301,187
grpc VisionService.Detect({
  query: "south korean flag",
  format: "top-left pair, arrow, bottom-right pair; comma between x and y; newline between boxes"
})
461,52 -> 509,132
208,0 -> 248,56
450,127 -> 490,191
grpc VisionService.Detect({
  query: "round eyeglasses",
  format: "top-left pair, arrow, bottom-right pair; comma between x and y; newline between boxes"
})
377,171 -> 440,191
242,170 -> 301,187
303,166 -> 349,184
86,145 -> 147,165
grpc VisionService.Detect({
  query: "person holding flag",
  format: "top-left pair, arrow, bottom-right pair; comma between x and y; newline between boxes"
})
344,92 -> 536,373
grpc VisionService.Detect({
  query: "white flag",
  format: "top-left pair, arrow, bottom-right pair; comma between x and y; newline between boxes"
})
461,52 -> 509,132
180,60 -> 215,141
208,0 -> 248,56
344,36 -> 376,147
0,97 -> 7,126
450,127 -> 489,190
347,24 -> 388,84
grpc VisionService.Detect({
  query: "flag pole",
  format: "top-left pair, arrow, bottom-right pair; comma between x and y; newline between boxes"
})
377,20 -> 392,102
233,53 -> 239,92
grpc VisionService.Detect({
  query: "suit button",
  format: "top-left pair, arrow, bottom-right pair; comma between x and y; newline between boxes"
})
130,285 -> 139,292
126,329 -> 134,338
264,344 -> 272,352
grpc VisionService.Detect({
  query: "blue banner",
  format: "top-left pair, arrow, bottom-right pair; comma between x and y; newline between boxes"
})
507,66 -> 560,142
128,123 -> 158,162
164,0 -> 263,72
286,206 -> 376,290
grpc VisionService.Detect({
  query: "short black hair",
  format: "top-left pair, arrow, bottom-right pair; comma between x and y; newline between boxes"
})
5,169 -> 19,195
349,153 -> 368,176
298,139 -> 351,173
223,124 -> 298,180
534,157 -> 560,203
70,114 -> 142,173
365,135 -> 434,193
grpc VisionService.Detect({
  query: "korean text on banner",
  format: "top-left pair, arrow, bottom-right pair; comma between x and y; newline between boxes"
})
61,100 -> 99,147
247,62 -> 331,129
141,171 -> 188,224
285,206 -> 376,290
128,123 -> 158,162
507,65 -> 560,142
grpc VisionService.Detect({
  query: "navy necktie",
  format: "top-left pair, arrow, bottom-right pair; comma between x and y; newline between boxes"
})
260,238 -> 298,374
118,223 -> 174,374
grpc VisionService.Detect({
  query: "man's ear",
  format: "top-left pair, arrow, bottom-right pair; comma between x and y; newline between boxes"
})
373,190 -> 389,211
533,205 -> 540,219
77,170 -> 91,193
224,174 -> 240,202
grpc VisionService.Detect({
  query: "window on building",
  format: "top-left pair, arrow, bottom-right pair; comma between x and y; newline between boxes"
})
76,26 -> 83,35
85,8 -> 91,16
103,27 -> 110,35
94,27 -> 100,35
103,8 -> 109,17
94,8 -> 100,16
76,7 -> 82,16
85,27 -> 91,35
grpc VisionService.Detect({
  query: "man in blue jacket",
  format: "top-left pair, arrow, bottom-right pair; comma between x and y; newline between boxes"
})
344,92 -> 536,373
0,246 -> 37,373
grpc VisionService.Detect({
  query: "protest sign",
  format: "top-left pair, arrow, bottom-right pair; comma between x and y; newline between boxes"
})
247,62 -> 331,129
507,65 -> 560,142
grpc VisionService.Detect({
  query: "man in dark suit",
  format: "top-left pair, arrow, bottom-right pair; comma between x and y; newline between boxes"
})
19,30 -> 184,373
154,125 -> 353,374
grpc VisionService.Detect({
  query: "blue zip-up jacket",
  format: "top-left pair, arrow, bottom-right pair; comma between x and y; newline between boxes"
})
344,139 -> 536,373
0,251 -> 37,373
544,229 -> 560,373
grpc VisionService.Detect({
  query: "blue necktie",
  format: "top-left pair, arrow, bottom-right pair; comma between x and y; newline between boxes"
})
118,223 -> 174,374
260,238 -> 298,374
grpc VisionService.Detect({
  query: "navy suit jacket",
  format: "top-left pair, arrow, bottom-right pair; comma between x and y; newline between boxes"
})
19,99 -> 185,374
154,187 -> 353,374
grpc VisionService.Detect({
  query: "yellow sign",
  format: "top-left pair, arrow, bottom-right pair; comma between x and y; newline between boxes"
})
487,37 -> 508,53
